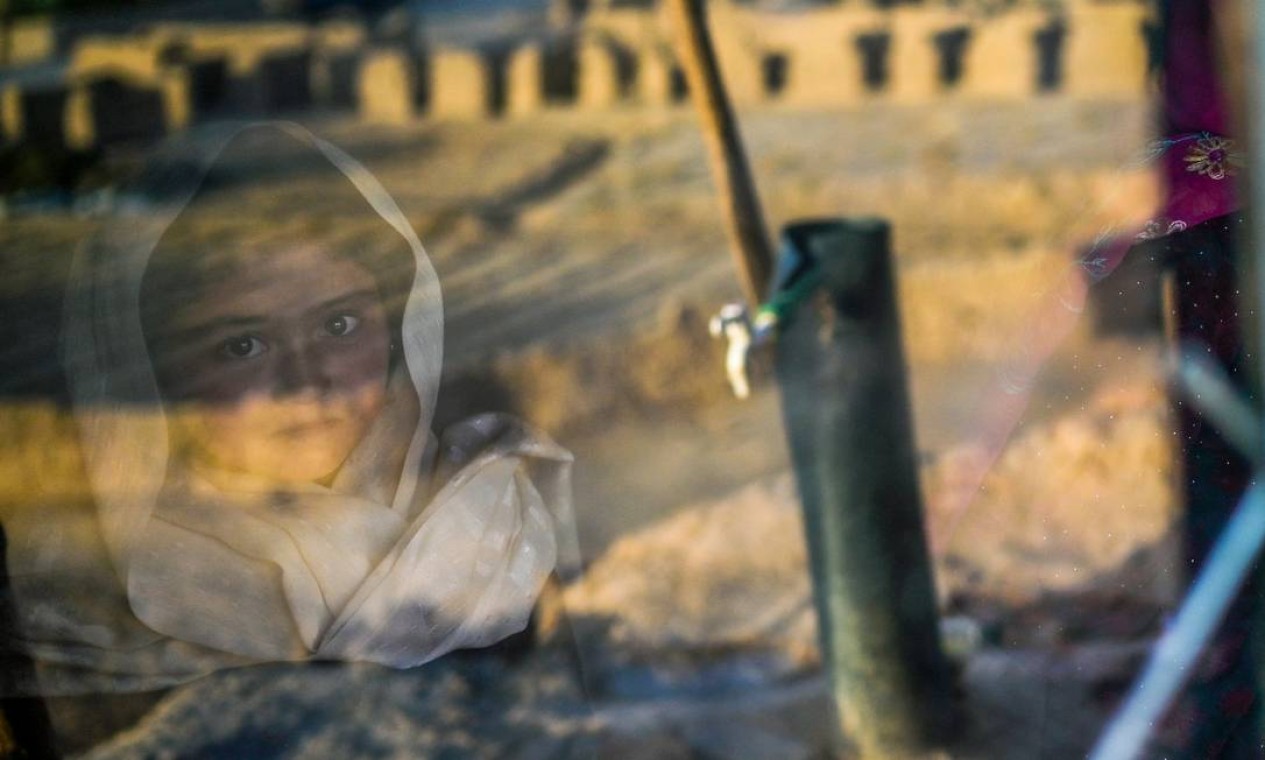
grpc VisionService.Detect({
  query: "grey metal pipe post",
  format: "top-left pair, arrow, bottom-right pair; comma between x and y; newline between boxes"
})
774,219 -> 956,758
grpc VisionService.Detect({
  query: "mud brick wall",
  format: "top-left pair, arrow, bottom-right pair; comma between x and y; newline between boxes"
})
5,18 -> 56,66
2,2 -> 1152,148
575,0 -> 1152,109
358,48 -> 416,125
3,20 -> 367,149
506,43 -> 544,117
428,49 -> 492,120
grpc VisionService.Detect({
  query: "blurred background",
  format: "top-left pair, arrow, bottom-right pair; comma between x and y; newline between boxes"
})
0,0 -> 1175,757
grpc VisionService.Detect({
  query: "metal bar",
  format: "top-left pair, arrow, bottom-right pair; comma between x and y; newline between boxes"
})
1088,481 -> 1265,760
665,0 -> 774,307
773,219 -> 956,758
1172,343 -> 1265,464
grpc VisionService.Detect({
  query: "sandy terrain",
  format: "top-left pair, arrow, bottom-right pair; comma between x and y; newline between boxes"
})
0,97 -> 1183,756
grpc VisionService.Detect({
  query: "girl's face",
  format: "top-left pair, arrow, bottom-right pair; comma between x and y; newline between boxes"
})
146,244 -> 393,485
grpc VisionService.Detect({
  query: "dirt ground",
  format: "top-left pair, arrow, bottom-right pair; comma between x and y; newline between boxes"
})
1,97 -> 1185,756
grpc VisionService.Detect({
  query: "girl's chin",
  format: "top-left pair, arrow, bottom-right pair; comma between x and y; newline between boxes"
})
194,444 -> 353,487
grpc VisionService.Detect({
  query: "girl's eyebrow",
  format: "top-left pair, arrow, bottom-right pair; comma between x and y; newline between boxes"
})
304,289 -> 378,316
154,289 -> 380,346
162,315 -> 268,345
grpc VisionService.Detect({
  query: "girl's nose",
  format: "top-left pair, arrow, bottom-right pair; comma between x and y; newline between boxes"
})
274,341 -> 331,397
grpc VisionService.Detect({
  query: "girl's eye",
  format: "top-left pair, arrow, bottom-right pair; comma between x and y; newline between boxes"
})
219,335 -> 267,360
325,314 -> 360,337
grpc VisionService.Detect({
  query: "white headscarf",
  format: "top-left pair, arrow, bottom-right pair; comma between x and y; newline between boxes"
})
4,122 -> 580,695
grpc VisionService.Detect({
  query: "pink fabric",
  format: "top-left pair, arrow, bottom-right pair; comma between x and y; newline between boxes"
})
1158,133 -> 1241,231
1154,0 -> 1241,231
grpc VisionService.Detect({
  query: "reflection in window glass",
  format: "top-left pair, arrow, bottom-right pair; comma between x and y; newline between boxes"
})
0,0 -> 1251,757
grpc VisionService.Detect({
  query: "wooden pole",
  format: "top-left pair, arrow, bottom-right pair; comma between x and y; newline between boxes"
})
774,219 -> 956,758
666,0 -> 773,307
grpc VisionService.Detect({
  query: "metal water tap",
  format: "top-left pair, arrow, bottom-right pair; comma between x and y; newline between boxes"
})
709,303 -> 755,399
708,230 -> 823,400
708,302 -> 781,399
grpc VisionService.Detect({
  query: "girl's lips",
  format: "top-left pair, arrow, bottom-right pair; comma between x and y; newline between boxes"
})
275,417 -> 342,437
